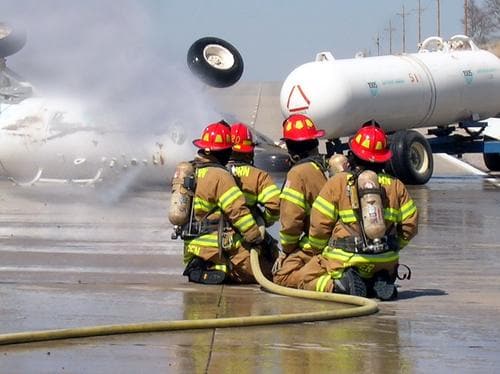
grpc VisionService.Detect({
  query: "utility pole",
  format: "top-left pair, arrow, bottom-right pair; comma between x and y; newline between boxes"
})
437,0 -> 441,37
374,32 -> 381,56
464,0 -> 469,35
397,5 -> 410,53
413,0 -> 426,44
384,19 -> 396,54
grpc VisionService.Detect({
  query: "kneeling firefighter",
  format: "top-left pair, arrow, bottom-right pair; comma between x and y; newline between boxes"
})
302,121 -> 418,300
169,120 -> 264,284
227,123 -> 281,278
272,114 -> 328,288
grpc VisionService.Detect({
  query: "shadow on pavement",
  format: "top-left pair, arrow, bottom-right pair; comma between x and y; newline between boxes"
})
397,288 -> 447,299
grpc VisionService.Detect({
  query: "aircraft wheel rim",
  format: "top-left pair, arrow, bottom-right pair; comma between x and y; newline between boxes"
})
203,44 -> 235,71
409,142 -> 429,174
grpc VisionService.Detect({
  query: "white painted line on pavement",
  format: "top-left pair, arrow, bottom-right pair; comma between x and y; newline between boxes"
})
437,153 -> 487,175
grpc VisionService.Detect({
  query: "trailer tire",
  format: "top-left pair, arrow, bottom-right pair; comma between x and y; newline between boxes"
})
483,151 -> 500,171
0,23 -> 26,58
386,130 -> 433,184
187,37 -> 243,88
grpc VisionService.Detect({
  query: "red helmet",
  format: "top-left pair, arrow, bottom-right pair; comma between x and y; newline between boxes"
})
349,121 -> 392,163
193,121 -> 232,151
231,123 -> 255,153
282,114 -> 325,141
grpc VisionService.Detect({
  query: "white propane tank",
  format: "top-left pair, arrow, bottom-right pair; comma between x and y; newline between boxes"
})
280,35 -> 500,138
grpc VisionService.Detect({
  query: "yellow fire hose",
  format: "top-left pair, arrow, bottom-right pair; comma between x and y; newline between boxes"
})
0,249 -> 378,345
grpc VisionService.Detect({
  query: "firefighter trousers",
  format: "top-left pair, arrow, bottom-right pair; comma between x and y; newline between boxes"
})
295,251 -> 399,292
272,249 -> 315,288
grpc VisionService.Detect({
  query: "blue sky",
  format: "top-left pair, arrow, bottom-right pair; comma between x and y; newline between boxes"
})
4,0 -> 474,82
150,0 -> 469,80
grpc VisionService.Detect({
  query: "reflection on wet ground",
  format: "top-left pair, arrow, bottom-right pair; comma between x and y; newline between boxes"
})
0,175 -> 499,373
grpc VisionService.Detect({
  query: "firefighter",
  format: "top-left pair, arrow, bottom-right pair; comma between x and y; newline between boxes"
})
272,114 -> 328,288
227,122 -> 281,277
182,120 -> 264,284
302,121 -> 418,300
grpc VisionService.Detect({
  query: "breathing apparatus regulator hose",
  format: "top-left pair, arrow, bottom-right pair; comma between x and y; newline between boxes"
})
0,249 -> 378,346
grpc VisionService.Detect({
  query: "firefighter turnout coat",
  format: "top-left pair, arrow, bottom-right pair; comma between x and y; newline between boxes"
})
183,156 -> 262,283
300,171 -> 418,292
228,161 -> 281,226
273,159 -> 327,287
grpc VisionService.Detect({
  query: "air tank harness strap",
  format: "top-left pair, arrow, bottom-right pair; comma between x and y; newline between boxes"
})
328,235 -> 399,254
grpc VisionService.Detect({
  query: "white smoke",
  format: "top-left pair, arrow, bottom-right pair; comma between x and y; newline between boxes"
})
2,0 -> 218,137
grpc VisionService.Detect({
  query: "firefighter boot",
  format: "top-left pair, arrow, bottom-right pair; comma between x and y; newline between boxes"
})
183,258 -> 227,284
334,268 -> 367,297
372,271 -> 398,301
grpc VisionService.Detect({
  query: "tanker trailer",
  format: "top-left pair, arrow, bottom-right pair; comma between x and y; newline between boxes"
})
281,35 -> 500,184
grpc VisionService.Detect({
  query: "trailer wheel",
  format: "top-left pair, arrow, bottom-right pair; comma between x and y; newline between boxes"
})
0,23 -> 26,58
483,151 -> 500,171
386,130 -> 433,184
187,37 -> 243,88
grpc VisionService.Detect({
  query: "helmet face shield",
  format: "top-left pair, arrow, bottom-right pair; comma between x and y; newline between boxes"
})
282,114 -> 325,141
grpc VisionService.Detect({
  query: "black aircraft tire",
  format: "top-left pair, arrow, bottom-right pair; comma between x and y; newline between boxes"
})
0,23 -> 26,58
483,151 -> 500,171
386,130 -> 433,185
187,37 -> 243,88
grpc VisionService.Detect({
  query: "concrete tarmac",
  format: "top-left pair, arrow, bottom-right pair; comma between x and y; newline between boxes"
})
1,156 -> 500,373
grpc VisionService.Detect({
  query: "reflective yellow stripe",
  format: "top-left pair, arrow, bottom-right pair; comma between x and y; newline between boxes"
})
401,199 -> 417,221
312,196 -> 337,221
322,246 -> 399,264
339,209 -> 357,223
209,264 -> 228,273
398,237 -> 410,249
185,233 -> 219,248
196,168 -> 208,179
258,184 -> 280,203
280,231 -> 300,245
299,236 -> 310,250
219,186 -> 243,211
193,197 -> 217,212
280,187 -> 306,210
384,207 -> 399,222
264,209 -> 279,223
234,213 -> 256,233
315,274 -> 331,292
309,235 -> 329,250
243,192 -> 257,206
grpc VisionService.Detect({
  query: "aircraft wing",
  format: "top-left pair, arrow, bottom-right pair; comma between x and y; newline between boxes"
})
208,81 -> 283,141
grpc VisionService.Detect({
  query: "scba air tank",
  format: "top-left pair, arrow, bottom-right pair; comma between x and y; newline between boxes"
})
357,170 -> 386,240
168,161 -> 195,226
280,35 -> 500,139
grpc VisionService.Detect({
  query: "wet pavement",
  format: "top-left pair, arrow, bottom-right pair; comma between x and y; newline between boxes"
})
1,156 -> 500,373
